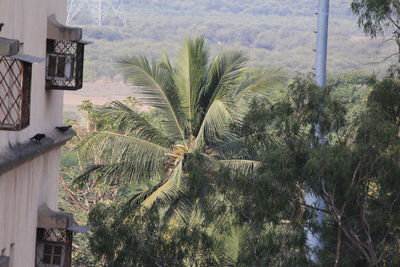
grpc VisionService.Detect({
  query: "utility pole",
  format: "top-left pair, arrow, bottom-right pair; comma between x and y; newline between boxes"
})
306,0 -> 330,264
316,0 -> 329,88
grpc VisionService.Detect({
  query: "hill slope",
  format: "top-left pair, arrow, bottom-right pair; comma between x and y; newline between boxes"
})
68,0 -> 396,80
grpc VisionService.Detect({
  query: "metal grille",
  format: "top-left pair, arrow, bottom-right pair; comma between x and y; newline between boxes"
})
0,56 -> 31,130
45,39 -> 84,90
36,228 -> 73,267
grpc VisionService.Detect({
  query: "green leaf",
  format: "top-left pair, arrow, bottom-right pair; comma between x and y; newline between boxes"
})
175,37 -> 209,136
118,55 -> 188,146
131,159 -> 188,208
100,100 -> 173,147
218,159 -> 262,176
79,132 -> 168,183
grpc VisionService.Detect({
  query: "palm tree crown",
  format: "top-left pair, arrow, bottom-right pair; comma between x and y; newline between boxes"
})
79,37 -> 285,207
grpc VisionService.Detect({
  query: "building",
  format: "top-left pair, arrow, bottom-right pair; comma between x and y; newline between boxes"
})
0,0 -> 87,266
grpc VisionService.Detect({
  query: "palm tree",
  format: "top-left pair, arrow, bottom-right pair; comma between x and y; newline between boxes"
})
78,37 -> 285,209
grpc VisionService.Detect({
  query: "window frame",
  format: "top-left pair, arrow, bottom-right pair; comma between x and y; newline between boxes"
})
0,56 -> 32,131
45,39 -> 85,90
36,241 -> 65,267
45,53 -> 75,81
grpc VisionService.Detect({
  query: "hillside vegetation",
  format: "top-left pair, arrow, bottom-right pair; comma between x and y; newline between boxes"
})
68,0 -> 397,81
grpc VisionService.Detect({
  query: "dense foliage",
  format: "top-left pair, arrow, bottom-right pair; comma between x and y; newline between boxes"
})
61,66 -> 400,265
74,67 -> 399,266
265,73 -> 400,266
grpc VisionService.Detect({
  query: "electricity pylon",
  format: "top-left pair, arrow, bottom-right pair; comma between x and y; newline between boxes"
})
66,0 -> 127,27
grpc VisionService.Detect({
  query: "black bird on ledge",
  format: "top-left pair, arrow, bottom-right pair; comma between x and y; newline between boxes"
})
55,125 -> 72,133
30,134 -> 46,144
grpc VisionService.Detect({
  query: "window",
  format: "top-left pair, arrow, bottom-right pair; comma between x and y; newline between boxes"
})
46,54 -> 75,81
36,228 -> 72,267
0,56 -> 32,130
45,39 -> 85,90
38,243 -> 64,266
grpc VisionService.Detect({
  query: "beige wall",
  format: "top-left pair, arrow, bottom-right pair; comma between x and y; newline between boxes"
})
0,0 -> 68,266
0,0 -> 67,147
0,149 -> 60,267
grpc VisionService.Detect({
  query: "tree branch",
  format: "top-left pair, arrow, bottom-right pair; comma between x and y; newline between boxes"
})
300,202 -> 330,214
334,225 -> 342,267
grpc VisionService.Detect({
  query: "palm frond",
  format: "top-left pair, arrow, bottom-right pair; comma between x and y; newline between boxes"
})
79,132 -> 168,182
212,224 -> 252,266
175,37 -> 209,135
163,198 -> 194,224
100,100 -> 173,147
222,225 -> 252,265
194,99 -> 233,149
131,159 -> 188,208
204,50 -> 248,104
118,55 -> 187,145
235,67 -> 287,99
186,203 -> 206,228
74,162 -> 155,187
192,51 -> 252,149
229,67 -> 286,122
214,137 -> 249,159
160,52 -> 174,72
74,164 -> 105,186
218,159 -> 262,176
192,50 -> 248,138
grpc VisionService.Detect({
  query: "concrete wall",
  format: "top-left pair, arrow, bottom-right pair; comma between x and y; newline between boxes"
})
0,150 -> 60,267
0,0 -> 66,147
0,0 -> 68,266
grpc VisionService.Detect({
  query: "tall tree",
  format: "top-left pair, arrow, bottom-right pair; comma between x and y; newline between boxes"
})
239,73 -> 400,266
77,36 -> 285,213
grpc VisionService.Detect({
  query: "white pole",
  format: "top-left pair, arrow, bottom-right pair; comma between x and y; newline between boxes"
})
316,0 -> 329,88
306,0 -> 329,264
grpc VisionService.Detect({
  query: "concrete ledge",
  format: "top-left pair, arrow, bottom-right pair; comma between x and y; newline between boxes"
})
38,203 -> 73,229
47,15 -> 82,41
0,129 -> 76,175
0,37 -> 19,57
0,256 -> 9,267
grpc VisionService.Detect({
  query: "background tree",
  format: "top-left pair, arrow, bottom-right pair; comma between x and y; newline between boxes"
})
236,73 -> 400,266
351,0 -> 400,62
60,100 -> 126,266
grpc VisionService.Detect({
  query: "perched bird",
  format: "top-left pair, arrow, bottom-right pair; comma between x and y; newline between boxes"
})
30,134 -> 46,144
0,23 -> 4,32
55,125 -> 72,133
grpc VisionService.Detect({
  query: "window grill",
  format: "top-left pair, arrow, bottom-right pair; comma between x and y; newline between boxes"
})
45,39 -> 84,90
36,228 -> 72,267
0,56 -> 31,130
